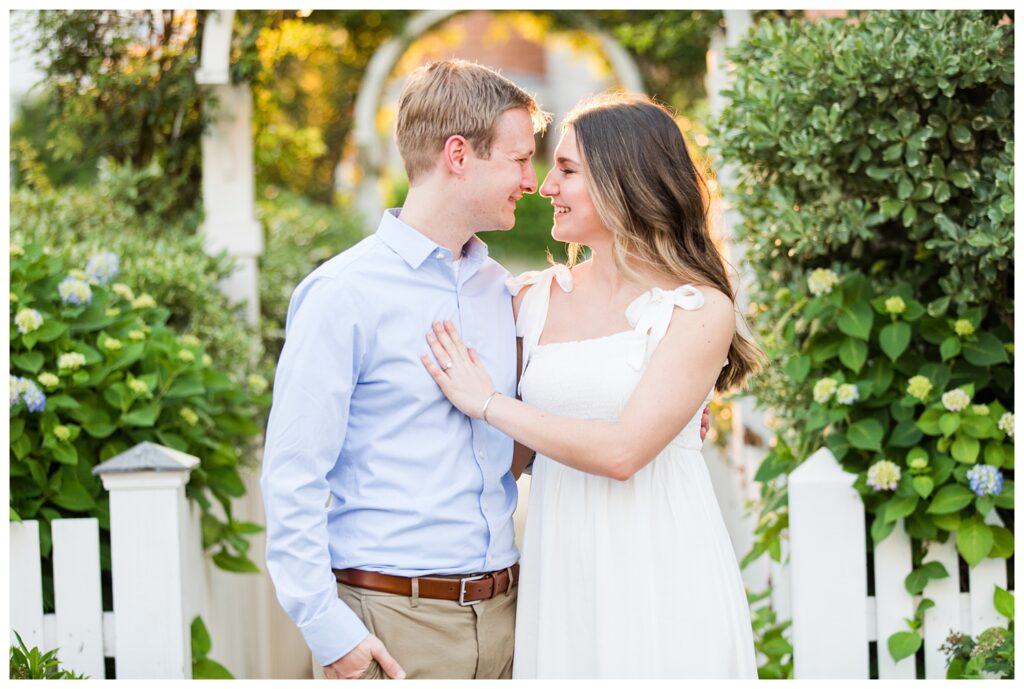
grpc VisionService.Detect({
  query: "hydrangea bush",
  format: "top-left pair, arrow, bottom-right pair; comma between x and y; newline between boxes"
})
10,244 -> 271,611
714,10 -> 1013,675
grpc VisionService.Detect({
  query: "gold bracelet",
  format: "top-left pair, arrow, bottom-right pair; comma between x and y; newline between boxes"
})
481,391 -> 500,424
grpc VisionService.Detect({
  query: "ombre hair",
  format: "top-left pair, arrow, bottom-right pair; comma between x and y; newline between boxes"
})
396,59 -> 551,183
562,92 -> 763,391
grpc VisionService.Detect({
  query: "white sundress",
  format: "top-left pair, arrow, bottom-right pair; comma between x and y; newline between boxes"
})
508,265 -> 758,679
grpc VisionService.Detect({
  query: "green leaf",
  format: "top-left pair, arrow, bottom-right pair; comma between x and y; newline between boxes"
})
889,420 -> 923,448
879,322 -> 911,361
905,561 -> 948,595
931,511 -> 961,532
939,336 -> 961,361
882,495 -> 918,524
938,413 -> 960,437
847,418 -> 884,451
191,616 -> 212,657
838,338 -> 868,373
191,655 -> 233,675
34,319 -> 68,343
784,355 -> 811,383
989,526 -> 1014,559
993,586 -> 1014,621
951,435 -> 980,464
926,484 -> 974,514
871,515 -> 896,544
912,476 -> 934,499
888,631 -> 922,662
961,333 -> 1009,366
50,480 -> 96,512
121,404 -> 161,427
959,414 -> 995,439
983,442 -> 1006,468
212,550 -> 260,574
956,519 -> 993,568
837,301 -> 874,340
51,442 -> 79,466
12,351 -> 45,374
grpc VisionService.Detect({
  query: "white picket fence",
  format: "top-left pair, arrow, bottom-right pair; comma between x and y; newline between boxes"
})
9,442 -> 200,679
788,447 -> 1012,679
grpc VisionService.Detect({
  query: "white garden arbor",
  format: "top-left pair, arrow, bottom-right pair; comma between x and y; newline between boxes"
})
193,9 -> 761,678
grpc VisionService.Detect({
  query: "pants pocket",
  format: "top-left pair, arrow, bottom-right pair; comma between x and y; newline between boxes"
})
358,659 -> 386,680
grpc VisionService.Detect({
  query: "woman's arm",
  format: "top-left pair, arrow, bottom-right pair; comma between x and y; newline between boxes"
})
509,284 -> 536,480
423,289 -> 734,481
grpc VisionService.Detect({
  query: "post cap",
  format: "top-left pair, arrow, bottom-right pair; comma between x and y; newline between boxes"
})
92,441 -> 200,476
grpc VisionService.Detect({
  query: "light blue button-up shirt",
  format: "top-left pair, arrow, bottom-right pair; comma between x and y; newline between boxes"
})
261,209 -> 519,667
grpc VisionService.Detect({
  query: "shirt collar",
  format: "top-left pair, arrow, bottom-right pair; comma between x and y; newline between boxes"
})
376,208 -> 490,270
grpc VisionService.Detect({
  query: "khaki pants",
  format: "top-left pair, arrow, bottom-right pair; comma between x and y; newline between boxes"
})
312,579 -> 517,679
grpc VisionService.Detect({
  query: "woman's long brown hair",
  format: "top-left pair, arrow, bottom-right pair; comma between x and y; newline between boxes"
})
564,92 -> 763,391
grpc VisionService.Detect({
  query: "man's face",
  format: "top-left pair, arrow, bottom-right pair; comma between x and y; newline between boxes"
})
465,108 -> 538,232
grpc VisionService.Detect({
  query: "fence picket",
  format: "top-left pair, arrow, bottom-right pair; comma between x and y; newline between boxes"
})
967,512 -> 1009,635
9,521 -> 44,650
921,538 -> 961,678
789,447 -> 869,678
873,519 -> 915,678
52,518 -> 106,679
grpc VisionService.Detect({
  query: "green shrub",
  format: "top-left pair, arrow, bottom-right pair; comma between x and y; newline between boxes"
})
940,586 -> 1014,679
9,631 -> 87,679
9,241 -> 269,611
10,162 -> 260,376
714,10 -> 1013,673
257,189 -> 366,363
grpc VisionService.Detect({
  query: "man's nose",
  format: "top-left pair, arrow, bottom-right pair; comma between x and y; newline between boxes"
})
522,165 -> 538,194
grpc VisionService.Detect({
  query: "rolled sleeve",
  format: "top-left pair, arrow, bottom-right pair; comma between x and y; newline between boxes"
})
261,276 -> 369,666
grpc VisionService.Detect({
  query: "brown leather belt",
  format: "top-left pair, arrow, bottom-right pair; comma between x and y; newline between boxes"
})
333,564 -> 519,606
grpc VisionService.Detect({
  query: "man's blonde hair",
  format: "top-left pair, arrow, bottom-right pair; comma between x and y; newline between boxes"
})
395,59 -> 551,183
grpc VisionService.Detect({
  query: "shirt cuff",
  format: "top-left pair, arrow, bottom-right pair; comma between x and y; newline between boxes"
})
300,597 -> 371,667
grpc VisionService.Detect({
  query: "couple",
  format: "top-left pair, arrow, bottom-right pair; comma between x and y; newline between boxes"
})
261,59 -> 760,680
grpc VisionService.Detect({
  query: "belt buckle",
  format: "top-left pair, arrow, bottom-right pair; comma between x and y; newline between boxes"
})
458,573 -> 487,606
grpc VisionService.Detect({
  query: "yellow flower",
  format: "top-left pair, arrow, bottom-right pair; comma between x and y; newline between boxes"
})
180,334 -> 201,347
884,296 -> 906,315
807,268 -> 840,297
53,425 -> 71,442
178,349 -> 195,363
202,354 -> 212,366
908,455 -> 929,470
37,372 -> 60,389
58,352 -> 86,370
953,319 -> 975,337
105,307 -> 120,317
132,293 -> 157,309
129,379 -> 149,395
111,283 -> 135,301
128,329 -> 145,341
247,374 -> 269,395
813,377 -> 838,404
10,244 -> 24,256
906,375 -> 933,401
972,404 -> 990,416
179,407 -> 199,426
103,338 -> 123,351
10,292 -> 18,304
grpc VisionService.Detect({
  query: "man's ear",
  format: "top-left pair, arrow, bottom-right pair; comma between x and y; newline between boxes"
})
442,135 -> 470,176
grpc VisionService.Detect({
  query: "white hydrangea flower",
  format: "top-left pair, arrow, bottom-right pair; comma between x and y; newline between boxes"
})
37,372 -> 59,389
836,383 -> 860,405
132,293 -> 157,309
972,404 -> 990,416
884,296 -> 906,315
867,460 -> 901,492
998,412 -> 1013,438
84,251 -> 120,284
58,352 -> 86,371
14,308 -> 43,334
111,283 -> 135,301
103,338 -> 123,351
58,277 -> 93,305
128,329 -> 145,341
129,379 -> 149,394
941,388 -> 971,413
807,268 -> 840,297
813,377 -> 838,404
178,349 -> 195,363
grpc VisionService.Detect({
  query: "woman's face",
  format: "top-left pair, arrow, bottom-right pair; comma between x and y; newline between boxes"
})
539,127 -> 609,245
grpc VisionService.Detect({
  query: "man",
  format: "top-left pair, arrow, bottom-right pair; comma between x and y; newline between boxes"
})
261,60 -> 550,680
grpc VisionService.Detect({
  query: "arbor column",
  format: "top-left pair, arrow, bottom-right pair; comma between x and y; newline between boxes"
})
197,9 -> 262,325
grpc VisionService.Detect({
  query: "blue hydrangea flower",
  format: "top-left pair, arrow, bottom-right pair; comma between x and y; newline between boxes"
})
58,276 -> 93,305
19,379 -> 46,413
966,465 -> 1003,497
85,251 -> 121,284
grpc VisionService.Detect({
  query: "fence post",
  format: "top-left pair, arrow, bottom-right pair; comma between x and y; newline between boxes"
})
789,447 -> 869,678
93,442 -> 199,679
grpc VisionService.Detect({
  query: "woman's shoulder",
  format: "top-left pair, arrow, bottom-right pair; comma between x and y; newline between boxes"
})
507,264 -> 573,318
666,283 -> 735,336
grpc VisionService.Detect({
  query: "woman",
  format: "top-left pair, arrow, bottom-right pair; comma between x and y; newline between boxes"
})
421,93 -> 762,678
